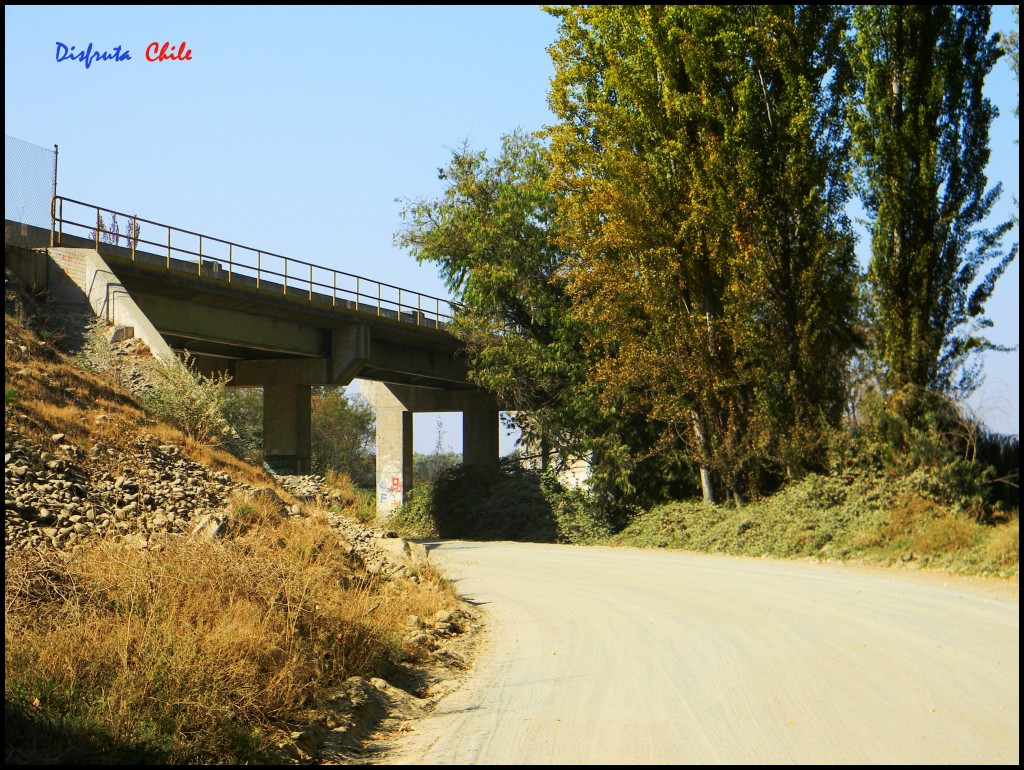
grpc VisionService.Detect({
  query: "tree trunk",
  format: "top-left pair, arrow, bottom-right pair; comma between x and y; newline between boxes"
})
692,411 -> 717,504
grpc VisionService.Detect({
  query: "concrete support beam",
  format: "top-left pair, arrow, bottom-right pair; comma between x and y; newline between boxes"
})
263,384 -> 311,475
368,381 -> 499,412
375,408 -> 413,518
368,339 -> 469,385
331,324 -> 370,385
132,291 -> 324,356
233,358 -> 328,386
463,408 -> 500,469
47,248 -> 176,363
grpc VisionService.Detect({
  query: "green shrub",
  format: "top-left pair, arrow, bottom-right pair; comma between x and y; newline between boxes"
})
541,472 -> 614,543
138,354 -> 231,444
389,461 -> 614,544
389,483 -> 440,539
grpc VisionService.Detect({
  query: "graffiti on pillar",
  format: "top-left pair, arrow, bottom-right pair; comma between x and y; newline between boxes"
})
378,474 -> 404,509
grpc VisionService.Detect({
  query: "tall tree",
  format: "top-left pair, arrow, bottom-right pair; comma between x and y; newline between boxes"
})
396,131 -> 587,461
547,5 -> 859,501
396,130 -> 698,514
850,5 -> 1017,399
727,5 -> 860,477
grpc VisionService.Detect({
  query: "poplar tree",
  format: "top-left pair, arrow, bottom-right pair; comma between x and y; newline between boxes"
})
850,5 -> 1017,400
546,5 -> 858,501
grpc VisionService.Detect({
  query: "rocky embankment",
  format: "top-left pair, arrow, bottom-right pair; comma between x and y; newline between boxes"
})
4,427 -> 418,579
4,424 -> 477,762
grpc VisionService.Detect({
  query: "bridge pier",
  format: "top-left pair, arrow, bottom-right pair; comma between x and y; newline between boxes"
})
463,408 -> 500,468
362,381 -> 501,519
262,383 -> 312,475
376,405 -> 414,517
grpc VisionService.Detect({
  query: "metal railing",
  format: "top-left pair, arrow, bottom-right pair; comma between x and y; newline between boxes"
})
51,195 -> 460,330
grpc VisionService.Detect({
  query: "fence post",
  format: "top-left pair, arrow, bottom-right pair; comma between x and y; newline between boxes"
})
50,145 -> 58,247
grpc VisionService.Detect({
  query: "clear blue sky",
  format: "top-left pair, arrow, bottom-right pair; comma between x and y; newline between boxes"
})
5,5 -> 1019,454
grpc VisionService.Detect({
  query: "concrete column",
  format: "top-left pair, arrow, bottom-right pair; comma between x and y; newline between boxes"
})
361,380 -> 415,517
375,407 -> 413,517
463,408 -> 500,468
263,384 -> 311,475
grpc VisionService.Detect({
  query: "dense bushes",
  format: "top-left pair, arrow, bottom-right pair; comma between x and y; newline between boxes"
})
390,459 -> 614,544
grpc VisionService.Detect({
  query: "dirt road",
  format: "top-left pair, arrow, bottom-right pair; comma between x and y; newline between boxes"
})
377,541 -> 1018,764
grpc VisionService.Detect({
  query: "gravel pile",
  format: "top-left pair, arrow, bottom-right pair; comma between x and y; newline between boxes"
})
274,472 -> 338,501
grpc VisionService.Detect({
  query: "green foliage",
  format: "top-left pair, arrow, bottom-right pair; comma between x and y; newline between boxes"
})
414,451 -> 461,485
139,354 -> 232,444
393,7 -> 1016,525
541,472 -> 615,544
390,460 -> 613,544
546,5 -> 860,503
611,470 -> 1018,577
388,482 -> 440,539
1001,6 -> 1019,118
219,386 -> 376,485
310,387 -> 375,487
396,130 -> 590,456
829,388 -> 1018,517
5,386 -> 20,407
221,387 -> 264,462
850,5 -> 1018,397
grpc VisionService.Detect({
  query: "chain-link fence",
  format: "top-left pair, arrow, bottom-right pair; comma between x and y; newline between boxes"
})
5,135 -> 56,246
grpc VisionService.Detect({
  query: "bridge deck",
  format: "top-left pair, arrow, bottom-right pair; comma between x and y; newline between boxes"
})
51,195 -> 460,337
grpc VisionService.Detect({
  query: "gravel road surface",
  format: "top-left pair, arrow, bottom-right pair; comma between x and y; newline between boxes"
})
380,541 -> 1018,765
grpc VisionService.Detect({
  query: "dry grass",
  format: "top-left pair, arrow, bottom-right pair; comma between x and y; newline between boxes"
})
5,491 -> 458,763
322,469 -> 379,524
982,518 -> 1020,568
5,308 -> 276,491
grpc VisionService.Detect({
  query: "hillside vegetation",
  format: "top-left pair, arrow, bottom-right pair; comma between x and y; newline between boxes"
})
4,270 -> 470,765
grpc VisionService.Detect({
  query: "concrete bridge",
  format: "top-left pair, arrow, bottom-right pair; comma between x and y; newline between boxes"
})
6,198 -> 501,515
